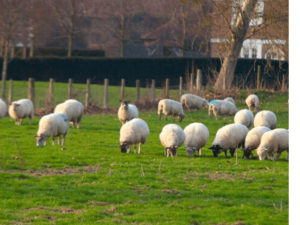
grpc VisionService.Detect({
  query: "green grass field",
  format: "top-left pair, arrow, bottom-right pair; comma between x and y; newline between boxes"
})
0,83 -> 289,224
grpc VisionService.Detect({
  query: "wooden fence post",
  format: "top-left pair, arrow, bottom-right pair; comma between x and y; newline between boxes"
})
28,78 -> 35,107
179,76 -> 182,98
68,78 -> 73,99
257,65 -> 261,89
165,78 -> 169,98
190,73 -> 194,93
136,80 -> 140,102
151,79 -> 155,101
85,79 -> 90,108
281,75 -> 286,92
8,79 -> 13,104
196,69 -> 202,94
121,78 -> 125,100
103,79 -> 109,109
48,78 -> 54,107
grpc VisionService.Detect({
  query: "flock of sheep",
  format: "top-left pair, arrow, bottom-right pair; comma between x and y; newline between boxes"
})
0,92 -> 289,161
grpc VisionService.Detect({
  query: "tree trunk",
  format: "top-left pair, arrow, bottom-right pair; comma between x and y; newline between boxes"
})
68,36 -> 73,57
1,41 -> 9,100
214,0 -> 258,90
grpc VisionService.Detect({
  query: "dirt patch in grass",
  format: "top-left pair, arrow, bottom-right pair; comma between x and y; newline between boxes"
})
192,171 -> 235,181
24,206 -> 83,214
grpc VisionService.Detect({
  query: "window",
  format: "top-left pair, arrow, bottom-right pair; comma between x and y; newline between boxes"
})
243,47 -> 249,58
252,48 -> 257,58
264,47 -> 285,60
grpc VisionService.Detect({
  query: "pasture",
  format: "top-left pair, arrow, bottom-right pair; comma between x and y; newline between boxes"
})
0,84 -> 289,224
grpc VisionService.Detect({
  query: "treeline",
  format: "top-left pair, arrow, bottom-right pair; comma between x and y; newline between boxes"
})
0,58 -> 288,89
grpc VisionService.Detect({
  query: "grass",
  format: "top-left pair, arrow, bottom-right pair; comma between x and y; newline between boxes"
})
0,82 -> 289,224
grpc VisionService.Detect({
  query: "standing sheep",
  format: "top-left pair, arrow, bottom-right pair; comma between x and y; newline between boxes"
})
54,99 -> 84,129
209,123 -> 248,157
253,110 -> 277,129
8,99 -> 34,125
0,98 -> 7,119
35,113 -> 70,146
224,97 -> 235,105
180,94 -> 209,111
159,124 -> 185,157
118,100 -> 139,124
184,122 -> 209,156
234,109 -> 254,128
242,126 -> 271,159
256,128 -> 289,161
208,100 -> 238,120
246,94 -> 260,112
119,118 -> 149,154
158,99 -> 185,122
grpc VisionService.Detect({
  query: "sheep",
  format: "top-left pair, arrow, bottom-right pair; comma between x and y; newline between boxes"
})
0,98 -> 7,119
119,118 -> 149,154
35,113 -> 70,146
223,97 -> 235,105
118,100 -> 139,124
184,122 -> 209,157
54,99 -> 84,128
256,128 -> 289,161
245,94 -> 260,112
234,109 -> 254,128
208,100 -> 238,120
253,110 -> 277,129
208,123 -> 248,157
180,94 -> 209,111
242,126 -> 271,159
159,124 -> 185,157
8,99 -> 34,125
158,99 -> 185,122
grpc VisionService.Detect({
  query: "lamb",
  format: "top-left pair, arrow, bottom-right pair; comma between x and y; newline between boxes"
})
158,99 -> 185,122
242,126 -> 271,159
35,113 -> 70,146
253,110 -> 277,129
159,124 -> 185,157
245,94 -> 260,112
54,99 -> 84,128
0,98 -> 7,119
8,99 -> 34,125
180,94 -> 209,111
208,100 -> 238,120
119,118 -> 149,154
223,97 -> 235,105
208,123 -> 248,157
118,100 -> 139,124
184,122 -> 209,156
256,128 -> 289,161
234,109 -> 254,128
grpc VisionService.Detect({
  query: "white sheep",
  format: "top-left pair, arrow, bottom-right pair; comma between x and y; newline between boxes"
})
253,110 -> 277,129
158,99 -> 185,122
245,94 -> 260,112
234,109 -> 254,128
35,113 -> 70,146
160,124 -> 185,157
54,99 -> 84,129
256,128 -> 289,161
8,99 -> 34,125
209,123 -> 248,157
119,118 -> 149,154
184,122 -> 209,156
223,97 -> 235,105
208,100 -> 238,120
0,98 -> 7,119
118,100 -> 139,124
180,94 -> 209,111
242,126 -> 271,159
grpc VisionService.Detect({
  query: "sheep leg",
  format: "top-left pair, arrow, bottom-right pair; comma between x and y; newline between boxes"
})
173,116 -> 175,122
159,112 -> 162,121
275,152 -> 281,161
214,112 -> 218,120
286,149 -> 289,161
224,150 -> 227,158
73,121 -> 77,129
29,115 -> 32,125
198,148 -> 202,156
58,136 -> 61,145
138,143 -> 142,154
165,115 -> 168,121
52,137 -> 55,146
62,134 -> 66,145
19,118 -> 23,125
127,145 -> 131,153
134,144 -> 137,154
164,148 -> 167,157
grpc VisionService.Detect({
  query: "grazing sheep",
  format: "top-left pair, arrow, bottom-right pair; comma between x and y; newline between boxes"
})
223,97 -> 235,105
246,94 -> 260,112
0,98 -> 7,119
159,124 -> 185,157
234,109 -> 254,128
242,126 -> 271,159
54,99 -> 84,129
209,123 -> 248,157
158,99 -> 185,122
208,100 -> 238,120
180,94 -> 209,111
184,122 -> 209,156
256,128 -> 289,161
118,100 -> 139,124
8,99 -> 34,125
119,118 -> 149,154
253,110 -> 277,129
35,113 -> 70,146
